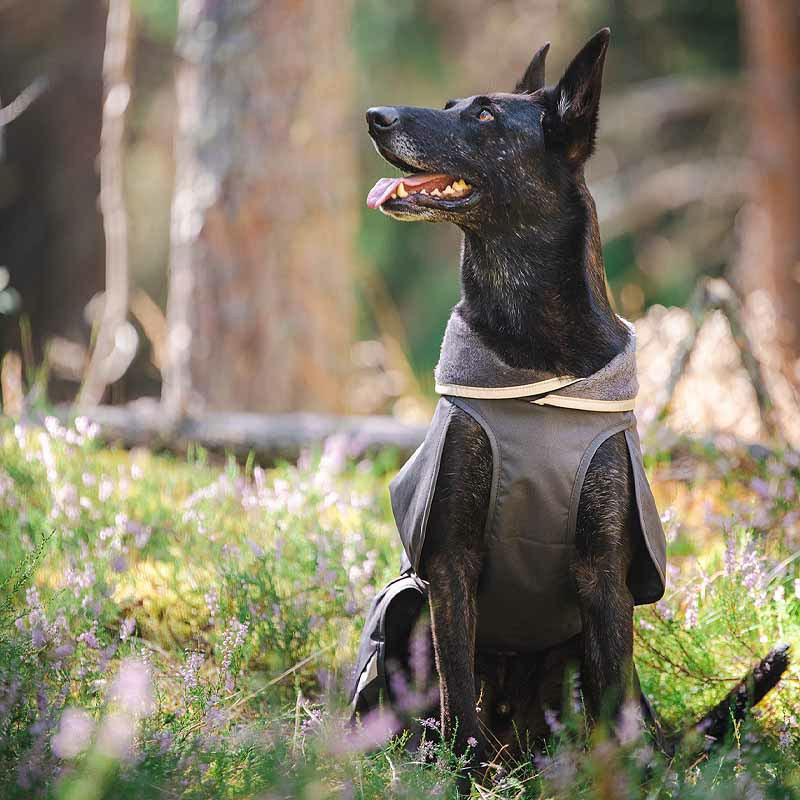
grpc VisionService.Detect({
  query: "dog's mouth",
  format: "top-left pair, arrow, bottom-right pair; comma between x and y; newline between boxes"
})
367,173 -> 475,212
366,139 -> 479,218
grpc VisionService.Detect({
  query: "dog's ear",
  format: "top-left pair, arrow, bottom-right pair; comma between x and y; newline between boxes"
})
513,42 -> 550,94
545,28 -> 610,164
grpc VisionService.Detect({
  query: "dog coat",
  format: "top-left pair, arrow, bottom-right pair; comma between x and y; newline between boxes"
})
350,305 -> 666,705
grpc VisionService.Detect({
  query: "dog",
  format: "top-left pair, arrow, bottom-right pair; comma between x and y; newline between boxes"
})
361,28 -> 788,784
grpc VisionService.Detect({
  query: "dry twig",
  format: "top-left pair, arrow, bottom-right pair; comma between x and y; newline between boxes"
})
652,277 -> 779,439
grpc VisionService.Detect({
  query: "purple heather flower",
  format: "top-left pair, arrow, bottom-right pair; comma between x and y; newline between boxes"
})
64,562 -> 96,597
51,708 -> 94,759
113,659 -> 152,711
740,541 -> 767,607
203,698 -> 228,733
155,730 -> 174,753
98,479 -> 114,502
536,749 -> 578,793
388,667 -> 419,712
778,724 -> 792,749
78,622 -> 101,650
74,416 -> 100,440
616,700 -> 643,746
544,708 -> 564,735
418,739 -> 435,762
331,709 -> 399,755
247,539 -> 265,558
218,619 -> 249,691
205,588 -> 220,623
684,585 -> 700,630
750,477 -> 771,500
492,766 -> 509,787
409,621 -> 431,691
96,711 -> 137,762
319,434 -> 349,476
180,651 -> 205,692
724,533 -> 737,577
119,617 -> 136,642
656,600 -> 674,620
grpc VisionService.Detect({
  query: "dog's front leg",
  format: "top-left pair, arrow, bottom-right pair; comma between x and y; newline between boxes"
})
573,432 -> 637,721
426,551 -> 482,751
420,409 -> 491,759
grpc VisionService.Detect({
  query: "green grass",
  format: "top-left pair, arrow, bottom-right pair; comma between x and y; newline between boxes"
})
0,415 -> 799,798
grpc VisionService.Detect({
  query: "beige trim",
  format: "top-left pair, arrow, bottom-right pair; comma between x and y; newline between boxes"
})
530,395 -> 637,412
435,375 -> 582,400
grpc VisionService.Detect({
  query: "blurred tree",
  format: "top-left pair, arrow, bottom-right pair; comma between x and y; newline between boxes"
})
0,0 -> 107,397
736,0 -> 800,417
163,0 -> 357,417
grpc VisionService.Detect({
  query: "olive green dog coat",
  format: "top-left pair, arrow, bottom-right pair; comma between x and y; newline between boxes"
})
350,306 -> 666,706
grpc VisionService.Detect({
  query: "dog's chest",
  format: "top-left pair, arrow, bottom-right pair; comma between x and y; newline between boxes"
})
391,395 -> 665,653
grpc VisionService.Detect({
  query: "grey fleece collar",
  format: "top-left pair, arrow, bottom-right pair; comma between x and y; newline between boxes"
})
434,304 -> 639,410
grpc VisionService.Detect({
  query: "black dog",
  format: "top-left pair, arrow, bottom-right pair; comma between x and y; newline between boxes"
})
364,28 -> 788,779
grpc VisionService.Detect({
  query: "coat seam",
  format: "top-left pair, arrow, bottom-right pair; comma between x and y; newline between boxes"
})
413,401 -> 456,572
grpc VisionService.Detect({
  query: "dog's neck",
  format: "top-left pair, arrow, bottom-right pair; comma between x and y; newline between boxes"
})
458,179 -> 628,378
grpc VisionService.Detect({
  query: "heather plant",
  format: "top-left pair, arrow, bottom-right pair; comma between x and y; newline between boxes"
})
0,415 -> 798,798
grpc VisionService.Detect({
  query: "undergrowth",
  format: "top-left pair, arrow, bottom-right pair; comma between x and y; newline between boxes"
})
0,416 -> 798,798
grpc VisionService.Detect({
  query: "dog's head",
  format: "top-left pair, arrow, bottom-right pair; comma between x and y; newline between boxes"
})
366,29 -> 610,230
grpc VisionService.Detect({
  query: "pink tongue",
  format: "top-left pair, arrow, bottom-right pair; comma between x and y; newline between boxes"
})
366,178 -> 402,209
366,173 -> 450,209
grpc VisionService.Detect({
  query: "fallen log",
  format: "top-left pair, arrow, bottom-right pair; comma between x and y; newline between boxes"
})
53,400 -> 427,463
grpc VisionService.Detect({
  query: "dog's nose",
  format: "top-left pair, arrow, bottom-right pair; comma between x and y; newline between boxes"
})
366,106 -> 399,131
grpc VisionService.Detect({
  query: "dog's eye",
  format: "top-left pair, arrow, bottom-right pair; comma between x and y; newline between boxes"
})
478,108 -> 494,122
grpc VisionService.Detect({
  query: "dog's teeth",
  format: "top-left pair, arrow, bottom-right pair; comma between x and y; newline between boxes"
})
443,184 -> 455,196
420,189 -> 428,195
390,193 -> 397,200
454,179 -> 468,192
397,182 -> 408,198
431,188 -> 441,197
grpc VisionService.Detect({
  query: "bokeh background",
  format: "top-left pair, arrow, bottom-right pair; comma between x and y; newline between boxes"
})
0,0 -> 798,443
2,6 -> 800,798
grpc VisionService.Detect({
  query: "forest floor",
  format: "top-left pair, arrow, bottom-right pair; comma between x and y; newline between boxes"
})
1,415 -> 799,799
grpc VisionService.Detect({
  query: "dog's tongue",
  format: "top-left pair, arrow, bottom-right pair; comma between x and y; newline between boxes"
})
366,178 -> 402,209
366,173 -> 450,209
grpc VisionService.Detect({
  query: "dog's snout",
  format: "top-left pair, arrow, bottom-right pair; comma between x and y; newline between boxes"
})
367,106 -> 400,131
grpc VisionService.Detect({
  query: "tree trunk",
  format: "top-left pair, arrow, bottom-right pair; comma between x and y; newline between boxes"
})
737,0 -> 800,443
0,0 -> 107,399
163,0 -> 357,419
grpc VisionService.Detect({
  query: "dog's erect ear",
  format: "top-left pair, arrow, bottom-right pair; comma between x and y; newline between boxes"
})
545,28 -> 610,164
513,42 -> 550,94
